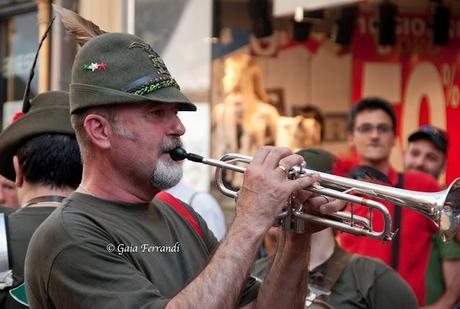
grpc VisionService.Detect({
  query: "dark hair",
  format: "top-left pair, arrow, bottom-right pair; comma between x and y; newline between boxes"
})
347,97 -> 396,133
16,134 -> 82,189
294,105 -> 325,141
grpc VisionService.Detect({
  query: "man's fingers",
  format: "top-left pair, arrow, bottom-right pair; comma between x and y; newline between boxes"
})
250,146 -> 271,165
282,173 -> 346,215
285,174 -> 320,192
264,147 -> 293,170
277,153 -> 304,172
292,189 -> 315,203
319,199 -> 346,214
304,196 -> 346,214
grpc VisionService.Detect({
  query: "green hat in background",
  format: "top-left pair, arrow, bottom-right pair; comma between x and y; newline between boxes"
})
0,18 -> 74,181
0,91 -> 74,181
295,147 -> 336,174
70,32 -> 196,114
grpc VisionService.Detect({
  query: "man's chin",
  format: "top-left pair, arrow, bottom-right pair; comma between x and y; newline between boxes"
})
410,168 -> 438,178
150,176 -> 181,191
150,161 -> 183,190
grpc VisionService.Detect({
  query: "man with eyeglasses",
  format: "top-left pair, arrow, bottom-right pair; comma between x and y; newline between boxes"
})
337,97 -> 442,306
404,125 -> 460,308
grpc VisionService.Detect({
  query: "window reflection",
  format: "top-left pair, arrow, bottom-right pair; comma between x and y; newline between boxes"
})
1,12 -> 38,102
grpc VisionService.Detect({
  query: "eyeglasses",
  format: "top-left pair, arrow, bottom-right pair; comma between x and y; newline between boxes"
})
354,123 -> 393,134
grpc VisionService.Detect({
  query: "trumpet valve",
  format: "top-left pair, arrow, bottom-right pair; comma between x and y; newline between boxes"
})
293,216 -> 305,234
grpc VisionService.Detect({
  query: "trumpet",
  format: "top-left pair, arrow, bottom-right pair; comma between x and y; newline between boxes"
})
170,148 -> 460,241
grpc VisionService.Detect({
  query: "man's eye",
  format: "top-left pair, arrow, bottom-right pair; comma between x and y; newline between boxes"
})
149,110 -> 165,117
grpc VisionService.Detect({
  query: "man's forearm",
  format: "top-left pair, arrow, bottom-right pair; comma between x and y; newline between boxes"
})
167,215 -> 266,308
255,230 -> 310,308
438,259 -> 460,307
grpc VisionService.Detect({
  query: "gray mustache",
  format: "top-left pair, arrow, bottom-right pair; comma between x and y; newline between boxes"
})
160,138 -> 183,153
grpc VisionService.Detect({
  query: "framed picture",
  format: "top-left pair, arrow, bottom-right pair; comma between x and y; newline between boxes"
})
323,113 -> 348,142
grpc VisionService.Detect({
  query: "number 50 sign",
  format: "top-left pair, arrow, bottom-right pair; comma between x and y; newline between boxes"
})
352,13 -> 460,182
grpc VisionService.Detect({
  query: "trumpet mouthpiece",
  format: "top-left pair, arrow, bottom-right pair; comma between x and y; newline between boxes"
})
170,147 -> 204,163
170,147 -> 188,161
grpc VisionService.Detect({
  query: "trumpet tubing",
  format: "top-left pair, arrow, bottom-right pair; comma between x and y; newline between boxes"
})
170,148 -> 460,241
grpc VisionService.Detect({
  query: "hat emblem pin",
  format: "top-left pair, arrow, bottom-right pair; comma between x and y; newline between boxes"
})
83,62 -> 107,72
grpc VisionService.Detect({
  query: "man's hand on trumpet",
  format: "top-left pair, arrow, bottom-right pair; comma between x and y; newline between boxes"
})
235,146 -> 318,232
235,145 -> 345,234
291,191 -> 347,234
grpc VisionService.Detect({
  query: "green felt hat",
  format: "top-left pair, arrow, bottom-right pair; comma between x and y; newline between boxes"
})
70,32 -> 196,114
0,91 -> 74,181
296,147 -> 336,174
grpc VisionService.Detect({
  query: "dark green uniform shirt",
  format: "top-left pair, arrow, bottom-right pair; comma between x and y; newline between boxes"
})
425,234 -> 460,305
3,207 -> 56,309
25,192 -> 258,308
253,246 -> 418,309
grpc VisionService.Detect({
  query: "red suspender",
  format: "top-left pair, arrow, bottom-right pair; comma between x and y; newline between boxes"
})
156,191 -> 203,239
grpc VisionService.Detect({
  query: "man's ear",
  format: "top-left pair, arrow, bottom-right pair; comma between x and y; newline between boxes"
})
13,155 -> 24,188
83,114 -> 112,149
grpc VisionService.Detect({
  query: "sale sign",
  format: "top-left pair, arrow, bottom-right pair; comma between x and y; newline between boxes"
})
352,12 -> 460,183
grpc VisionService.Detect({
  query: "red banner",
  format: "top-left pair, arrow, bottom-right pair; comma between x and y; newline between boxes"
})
352,13 -> 460,183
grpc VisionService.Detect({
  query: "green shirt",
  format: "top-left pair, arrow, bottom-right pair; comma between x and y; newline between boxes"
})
25,192 -> 258,308
0,207 -> 56,309
425,234 -> 460,305
253,246 -> 418,309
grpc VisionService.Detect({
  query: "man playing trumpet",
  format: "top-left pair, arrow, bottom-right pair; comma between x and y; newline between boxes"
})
25,18 -> 344,308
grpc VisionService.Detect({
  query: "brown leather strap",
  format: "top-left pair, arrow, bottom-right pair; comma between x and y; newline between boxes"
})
309,245 -> 354,292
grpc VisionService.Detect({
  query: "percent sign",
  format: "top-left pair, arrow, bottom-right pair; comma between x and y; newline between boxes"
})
442,63 -> 460,108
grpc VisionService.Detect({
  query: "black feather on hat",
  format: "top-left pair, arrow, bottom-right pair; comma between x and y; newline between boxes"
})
0,17 -> 75,181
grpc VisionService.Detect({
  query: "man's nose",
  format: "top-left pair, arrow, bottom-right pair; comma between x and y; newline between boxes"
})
168,115 -> 186,136
414,156 -> 425,168
369,128 -> 380,139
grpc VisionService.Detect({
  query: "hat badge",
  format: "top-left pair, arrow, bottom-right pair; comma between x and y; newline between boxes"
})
83,62 -> 107,72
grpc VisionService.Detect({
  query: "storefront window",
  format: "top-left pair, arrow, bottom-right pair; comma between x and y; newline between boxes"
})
135,0 -> 212,190
0,9 -> 38,127
135,0 -> 211,92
